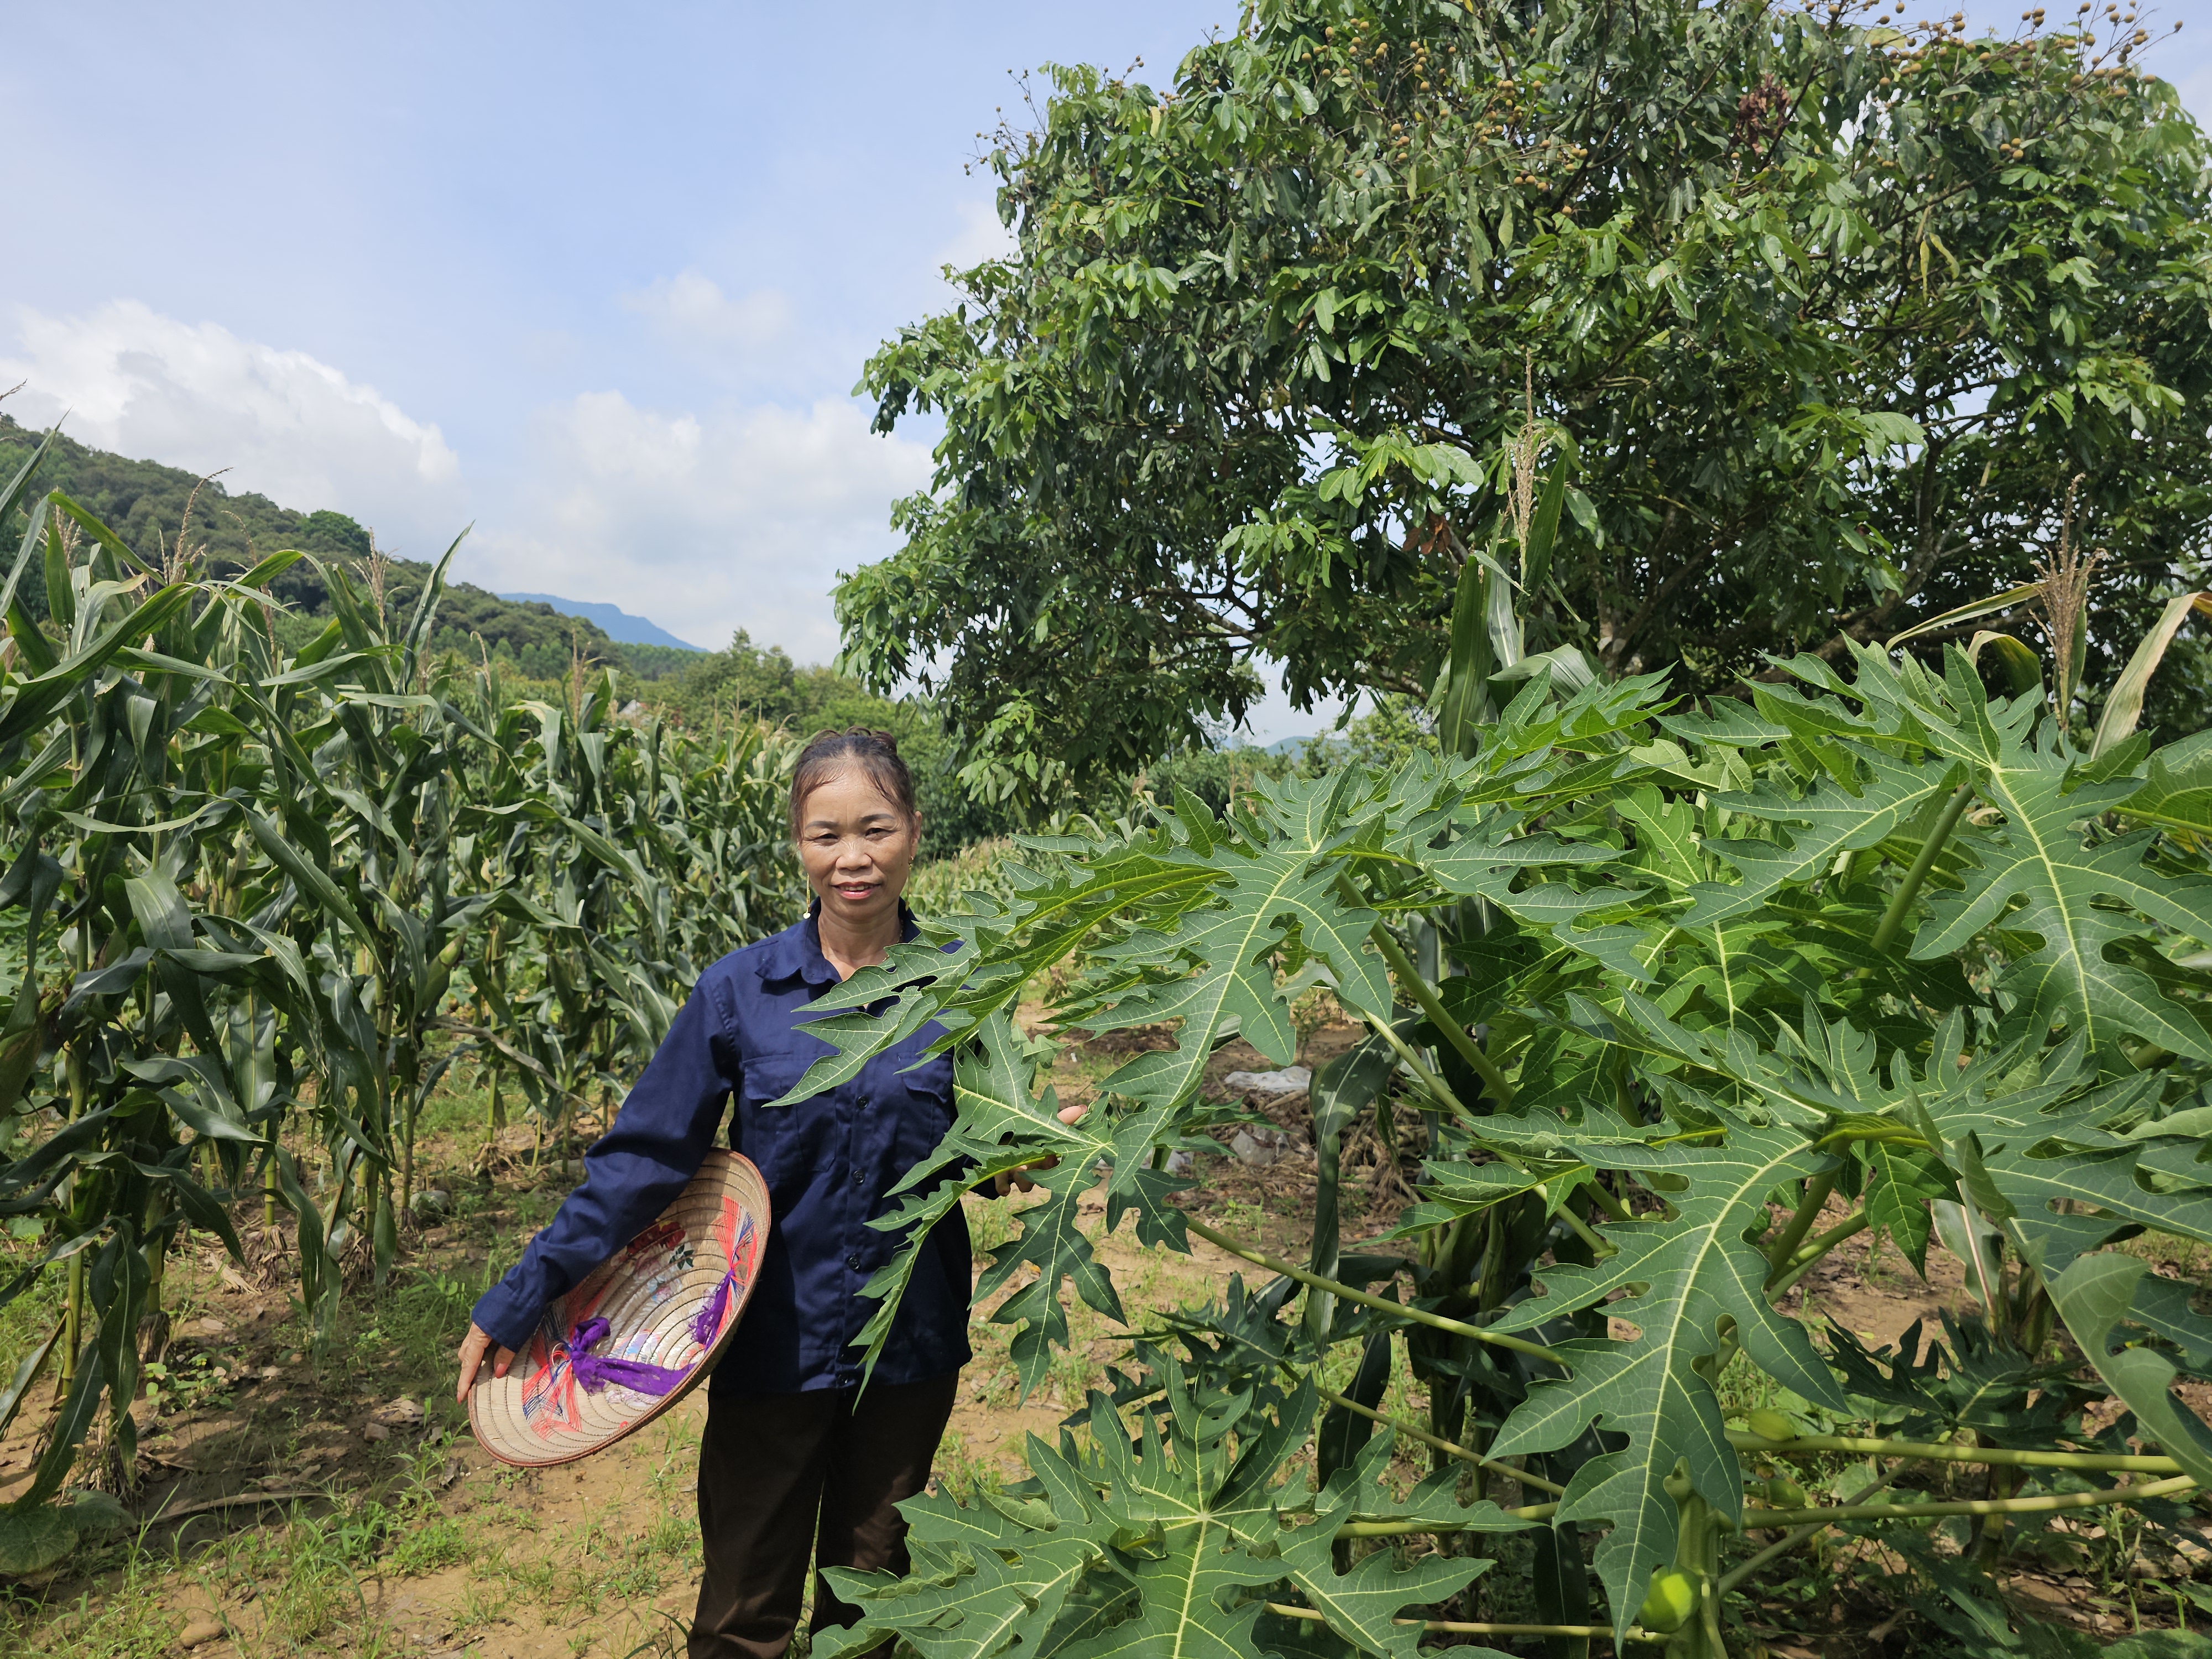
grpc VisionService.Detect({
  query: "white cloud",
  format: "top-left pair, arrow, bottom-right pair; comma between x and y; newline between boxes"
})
0,299 -> 931,663
619,270 -> 794,351
937,199 -> 1017,274
0,300 -> 463,552
465,390 -> 933,658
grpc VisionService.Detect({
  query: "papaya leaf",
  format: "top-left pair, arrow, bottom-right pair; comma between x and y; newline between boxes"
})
1913,735 -> 2212,1061
1081,792 -> 1389,1103
848,1012 -> 1188,1391
825,1366 -> 1483,1659
1684,744 -> 1959,928
2044,1253 -> 2212,1486
1489,1123 -> 1849,1638
1862,1143 -> 1949,1274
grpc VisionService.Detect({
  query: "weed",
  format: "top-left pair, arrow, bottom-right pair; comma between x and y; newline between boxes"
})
963,1192 -> 1017,1257
2,1545 -> 178,1658
387,1512 -> 474,1575
1290,987 -> 1344,1061
452,1575 -> 512,1635
931,1427 -> 1006,1498
1212,1197 -> 1265,1237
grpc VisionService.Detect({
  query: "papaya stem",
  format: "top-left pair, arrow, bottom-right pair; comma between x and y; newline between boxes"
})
1871,781 -> 1974,952
1358,1006 -> 1474,1123
1765,1213 -> 1870,1298
1181,1214 -> 1565,1365
1265,1606 -> 1645,1641
1730,1430 -> 2183,1475
1337,1505 -> 1557,1536
1364,916 -> 1515,1107
1318,1384 -> 1568,1496
1717,1475 -> 1895,1595
1762,1172 -> 1838,1287
1749,1473 -> 2195,1526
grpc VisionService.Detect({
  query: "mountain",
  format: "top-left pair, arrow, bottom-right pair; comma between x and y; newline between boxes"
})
0,414 -> 626,681
498,593 -> 705,652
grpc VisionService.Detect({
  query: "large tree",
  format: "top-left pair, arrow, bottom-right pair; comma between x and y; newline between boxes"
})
842,0 -> 2212,804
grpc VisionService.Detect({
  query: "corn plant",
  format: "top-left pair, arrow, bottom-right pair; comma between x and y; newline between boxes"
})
788,627 -> 2212,1655
0,441 -> 336,1553
0,437 -> 797,1567
439,677 -> 796,1141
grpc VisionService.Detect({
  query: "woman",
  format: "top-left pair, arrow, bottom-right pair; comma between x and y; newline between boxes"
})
455,727 -> 1028,1659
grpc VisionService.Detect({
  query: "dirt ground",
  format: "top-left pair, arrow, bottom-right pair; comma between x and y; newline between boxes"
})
3,1015 -> 2209,1658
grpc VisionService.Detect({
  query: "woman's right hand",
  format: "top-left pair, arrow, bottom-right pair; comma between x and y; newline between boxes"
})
990,1101 -> 1091,1196
455,1322 -> 517,1403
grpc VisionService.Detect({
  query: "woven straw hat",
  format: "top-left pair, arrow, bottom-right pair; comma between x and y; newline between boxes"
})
469,1151 -> 770,1467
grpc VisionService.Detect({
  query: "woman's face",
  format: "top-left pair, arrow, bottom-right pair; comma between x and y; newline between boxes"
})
797,766 -> 920,935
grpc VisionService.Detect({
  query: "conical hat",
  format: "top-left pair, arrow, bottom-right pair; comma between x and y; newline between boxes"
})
468,1151 -> 770,1467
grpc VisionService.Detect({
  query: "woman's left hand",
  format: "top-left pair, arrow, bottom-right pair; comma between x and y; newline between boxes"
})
992,1102 -> 1089,1196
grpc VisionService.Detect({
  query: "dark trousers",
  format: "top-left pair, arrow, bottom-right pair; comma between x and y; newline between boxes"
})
688,1372 -> 959,1659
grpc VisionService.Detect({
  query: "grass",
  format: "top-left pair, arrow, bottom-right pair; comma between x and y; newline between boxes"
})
1211,1197 -> 1266,1237
0,1217 -> 68,1386
17,1448 -> 456,1659
2119,1228 -> 2212,1283
11,1426 -> 709,1656
931,1426 -> 1009,1498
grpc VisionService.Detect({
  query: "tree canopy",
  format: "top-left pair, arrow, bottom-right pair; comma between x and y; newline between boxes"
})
844,0 -> 2212,806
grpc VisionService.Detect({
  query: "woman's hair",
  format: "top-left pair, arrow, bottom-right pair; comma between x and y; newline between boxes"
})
788,727 -> 917,835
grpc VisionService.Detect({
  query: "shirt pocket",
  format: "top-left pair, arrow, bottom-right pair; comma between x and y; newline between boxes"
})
736,1037 -> 818,1112
890,1060 -> 957,1162
734,1051 -> 834,1194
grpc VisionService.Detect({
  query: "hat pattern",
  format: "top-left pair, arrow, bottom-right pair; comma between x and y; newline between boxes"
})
472,1152 -> 769,1467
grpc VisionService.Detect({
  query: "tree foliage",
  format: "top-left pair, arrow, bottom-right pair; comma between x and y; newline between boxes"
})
653,628 -> 1028,858
844,0 -> 2212,806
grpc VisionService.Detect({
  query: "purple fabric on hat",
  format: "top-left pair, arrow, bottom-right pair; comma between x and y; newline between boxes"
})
564,1317 -> 691,1396
690,1271 -> 734,1348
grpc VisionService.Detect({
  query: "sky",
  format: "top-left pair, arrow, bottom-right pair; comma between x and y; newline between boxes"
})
4,1 -> 2208,744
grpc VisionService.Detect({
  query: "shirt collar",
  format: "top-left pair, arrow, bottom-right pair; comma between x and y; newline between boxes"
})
756,900 -> 920,989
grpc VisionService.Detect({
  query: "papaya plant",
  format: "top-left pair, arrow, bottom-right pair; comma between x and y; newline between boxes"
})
785,629 -> 2212,1653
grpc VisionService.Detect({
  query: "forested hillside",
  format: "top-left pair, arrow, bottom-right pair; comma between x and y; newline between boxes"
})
0,414 -> 619,680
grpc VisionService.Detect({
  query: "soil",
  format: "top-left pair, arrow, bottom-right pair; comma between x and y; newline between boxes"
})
3,1015 -> 2208,1658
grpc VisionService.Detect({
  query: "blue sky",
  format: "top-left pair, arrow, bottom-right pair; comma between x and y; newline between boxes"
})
4,1 -> 2206,742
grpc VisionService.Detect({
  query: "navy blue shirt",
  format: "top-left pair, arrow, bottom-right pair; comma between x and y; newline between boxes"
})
471,910 -> 972,1395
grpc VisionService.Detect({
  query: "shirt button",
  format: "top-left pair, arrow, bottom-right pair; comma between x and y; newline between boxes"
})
859,1096 -> 872,1110
845,1253 -> 862,1272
